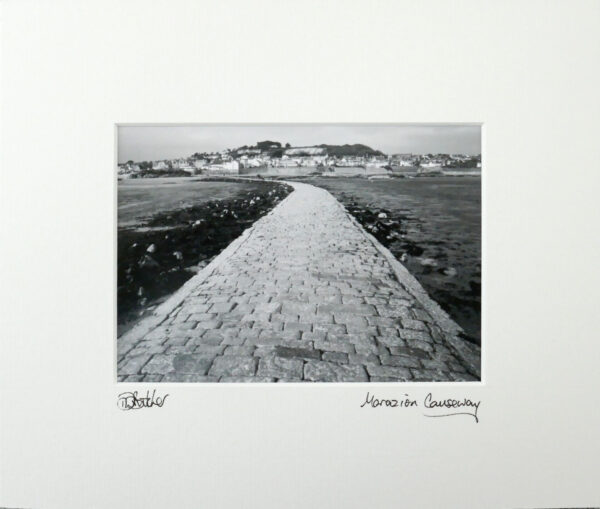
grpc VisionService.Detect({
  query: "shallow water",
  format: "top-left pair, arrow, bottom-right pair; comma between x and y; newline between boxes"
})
302,176 -> 482,344
118,177 -> 265,227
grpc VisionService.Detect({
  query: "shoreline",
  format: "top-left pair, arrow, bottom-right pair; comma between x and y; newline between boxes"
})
117,174 -> 481,345
120,169 -> 482,181
294,176 -> 481,345
118,181 -> 480,382
117,179 -> 292,335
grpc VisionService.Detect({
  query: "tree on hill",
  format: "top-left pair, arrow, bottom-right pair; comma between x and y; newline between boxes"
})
318,143 -> 384,157
256,140 -> 281,150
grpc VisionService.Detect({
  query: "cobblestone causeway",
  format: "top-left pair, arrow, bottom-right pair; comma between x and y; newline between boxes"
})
118,182 -> 481,382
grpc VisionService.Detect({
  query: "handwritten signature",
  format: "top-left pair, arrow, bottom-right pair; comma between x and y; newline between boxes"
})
360,391 -> 481,423
423,393 -> 480,423
117,390 -> 169,411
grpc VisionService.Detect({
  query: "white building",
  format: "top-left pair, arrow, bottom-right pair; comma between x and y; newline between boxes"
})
204,160 -> 240,174
274,158 -> 301,168
179,164 -> 195,174
284,146 -> 326,156
337,157 -> 364,167
367,159 -> 389,168
420,161 -> 443,169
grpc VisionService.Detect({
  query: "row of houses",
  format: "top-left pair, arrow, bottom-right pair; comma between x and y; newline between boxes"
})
393,153 -> 482,169
118,149 -> 481,177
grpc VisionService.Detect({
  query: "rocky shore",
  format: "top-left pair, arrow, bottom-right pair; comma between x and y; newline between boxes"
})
118,181 -> 480,383
294,178 -> 481,346
118,180 -> 292,334
342,196 -> 480,345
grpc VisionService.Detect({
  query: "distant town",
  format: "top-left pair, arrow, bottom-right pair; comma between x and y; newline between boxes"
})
118,140 -> 481,178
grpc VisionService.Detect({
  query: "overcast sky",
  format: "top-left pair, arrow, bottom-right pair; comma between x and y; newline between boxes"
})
118,124 -> 481,163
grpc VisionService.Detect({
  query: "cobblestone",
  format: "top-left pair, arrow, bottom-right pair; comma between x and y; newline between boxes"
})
118,182 -> 480,382
366,364 -> 413,381
348,353 -> 381,366
381,355 -> 421,369
274,346 -> 321,361
322,351 -> 349,364
118,353 -> 152,375
224,346 -> 256,356
208,356 -> 257,377
304,361 -> 368,382
162,373 -> 218,383
257,357 -> 304,379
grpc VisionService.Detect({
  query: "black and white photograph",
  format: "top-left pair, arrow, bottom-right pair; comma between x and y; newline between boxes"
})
117,124 -> 482,382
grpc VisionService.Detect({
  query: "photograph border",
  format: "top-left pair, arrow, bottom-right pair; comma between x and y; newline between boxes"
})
114,122 -> 485,386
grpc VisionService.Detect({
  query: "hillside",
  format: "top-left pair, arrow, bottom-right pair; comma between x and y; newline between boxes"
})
317,144 -> 384,157
199,141 -> 386,159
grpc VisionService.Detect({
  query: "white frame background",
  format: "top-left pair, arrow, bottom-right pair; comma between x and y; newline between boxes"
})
1,1 -> 599,508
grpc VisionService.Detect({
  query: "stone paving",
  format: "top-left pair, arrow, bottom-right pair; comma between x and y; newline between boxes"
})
117,182 -> 481,383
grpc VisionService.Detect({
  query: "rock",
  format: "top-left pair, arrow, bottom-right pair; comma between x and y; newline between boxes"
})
209,356 -> 258,377
173,251 -> 183,261
378,212 -> 388,219
138,254 -> 160,268
304,361 -> 368,382
146,243 -> 156,253
444,267 -> 457,277
274,346 -> 320,361
419,257 -> 437,267
193,219 -> 203,226
257,357 -> 303,379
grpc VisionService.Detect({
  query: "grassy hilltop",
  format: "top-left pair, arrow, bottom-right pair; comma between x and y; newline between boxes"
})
317,144 -> 384,157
